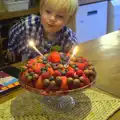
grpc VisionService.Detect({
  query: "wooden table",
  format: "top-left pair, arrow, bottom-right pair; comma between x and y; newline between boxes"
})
76,31 -> 120,119
77,30 -> 120,98
1,31 -> 120,119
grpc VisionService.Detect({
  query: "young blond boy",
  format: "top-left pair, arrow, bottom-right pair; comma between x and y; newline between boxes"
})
7,0 -> 78,62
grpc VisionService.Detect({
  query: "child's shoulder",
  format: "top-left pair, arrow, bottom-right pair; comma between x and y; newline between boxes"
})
23,14 -> 41,26
62,26 -> 76,39
9,14 -> 41,36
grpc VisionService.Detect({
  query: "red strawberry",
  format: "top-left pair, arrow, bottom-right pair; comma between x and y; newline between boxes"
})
77,63 -> 86,70
32,63 -> 45,73
67,66 -> 75,72
60,76 -> 68,90
28,59 -> 37,64
84,62 -> 88,66
76,70 -> 83,76
48,67 -> 54,75
20,73 -> 27,83
54,70 -> 62,77
83,74 -> 90,85
65,52 -> 70,57
66,71 -> 74,77
35,76 -> 43,89
48,52 -> 61,63
27,63 -> 33,68
28,68 -> 33,73
41,71 -> 50,80
81,58 -> 87,62
20,70 -> 29,84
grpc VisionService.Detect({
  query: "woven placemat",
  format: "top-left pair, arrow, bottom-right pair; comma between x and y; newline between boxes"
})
0,88 -> 120,120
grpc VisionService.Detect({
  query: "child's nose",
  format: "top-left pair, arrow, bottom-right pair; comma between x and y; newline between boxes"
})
49,15 -> 56,22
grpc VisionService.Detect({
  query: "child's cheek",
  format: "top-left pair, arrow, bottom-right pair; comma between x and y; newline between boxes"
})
41,15 -> 47,24
57,21 -> 64,27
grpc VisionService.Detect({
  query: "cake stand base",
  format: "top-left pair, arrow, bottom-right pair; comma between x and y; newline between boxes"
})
41,95 -> 75,112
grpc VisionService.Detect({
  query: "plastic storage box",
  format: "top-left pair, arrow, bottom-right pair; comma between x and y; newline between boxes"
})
4,0 -> 29,12
107,0 -> 120,33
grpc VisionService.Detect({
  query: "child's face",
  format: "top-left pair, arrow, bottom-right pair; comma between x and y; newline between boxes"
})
41,0 -> 70,34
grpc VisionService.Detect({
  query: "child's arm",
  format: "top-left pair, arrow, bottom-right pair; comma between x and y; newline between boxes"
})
7,19 -> 26,62
6,50 -> 16,63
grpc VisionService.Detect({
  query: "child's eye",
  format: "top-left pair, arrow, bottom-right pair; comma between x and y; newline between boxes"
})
57,15 -> 64,19
45,10 -> 51,14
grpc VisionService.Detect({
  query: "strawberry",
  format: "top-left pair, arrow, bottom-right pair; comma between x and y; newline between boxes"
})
27,63 -> 33,68
28,59 -> 37,64
35,76 -> 43,89
20,73 -> 27,83
65,52 -> 70,57
41,71 -> 50,80
54,70 -> 62,77
81,58 -> 87,62
83,74 -> 90,85
20,70 -> 29,84
76,70 -> 83,76
28,68 -> 33,73
77,63 -> 86,70
84,62 -> 88,66
48,52 -> 61,63
60,76 -> 68,90
66,70 -> 74,77
32,63 -> 45,73
48,67 -> 54,75
67,66 -> 75,72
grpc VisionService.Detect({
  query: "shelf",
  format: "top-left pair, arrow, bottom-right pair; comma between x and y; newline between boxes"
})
0,7 -> 39,20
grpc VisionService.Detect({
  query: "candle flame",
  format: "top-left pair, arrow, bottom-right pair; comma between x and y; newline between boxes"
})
28,40 -> 43,57
71,46 -> 78,57
66,46 -> 78,65
29,41 -> 35,47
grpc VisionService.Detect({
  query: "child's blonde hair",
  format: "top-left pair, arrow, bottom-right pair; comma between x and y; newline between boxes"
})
40,0 -> 78,17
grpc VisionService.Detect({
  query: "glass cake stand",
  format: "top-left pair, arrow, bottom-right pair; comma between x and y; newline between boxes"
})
19,75 -> 96,112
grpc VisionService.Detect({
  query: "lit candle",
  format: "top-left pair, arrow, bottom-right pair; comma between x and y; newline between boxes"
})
67,46 -> 78,65
29,41 -> 44,57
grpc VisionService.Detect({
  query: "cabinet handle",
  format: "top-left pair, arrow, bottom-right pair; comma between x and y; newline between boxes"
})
87,10 -> 97,16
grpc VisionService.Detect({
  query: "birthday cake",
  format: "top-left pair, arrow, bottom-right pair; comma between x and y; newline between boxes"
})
19,52 -> 96,94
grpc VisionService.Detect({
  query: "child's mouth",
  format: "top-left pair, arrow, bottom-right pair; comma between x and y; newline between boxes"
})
47,23 -> 54,27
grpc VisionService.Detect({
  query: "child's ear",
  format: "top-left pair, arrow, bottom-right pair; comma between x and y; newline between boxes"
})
67,15 -> 76,32
67,16 -> 72,24
67,14 -> 75,24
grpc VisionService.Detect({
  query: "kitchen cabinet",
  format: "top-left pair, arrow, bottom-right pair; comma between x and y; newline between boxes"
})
76,1 -> 108,43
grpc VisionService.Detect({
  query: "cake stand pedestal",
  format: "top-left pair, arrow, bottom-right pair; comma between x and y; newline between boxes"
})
41,95 -> 76,111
